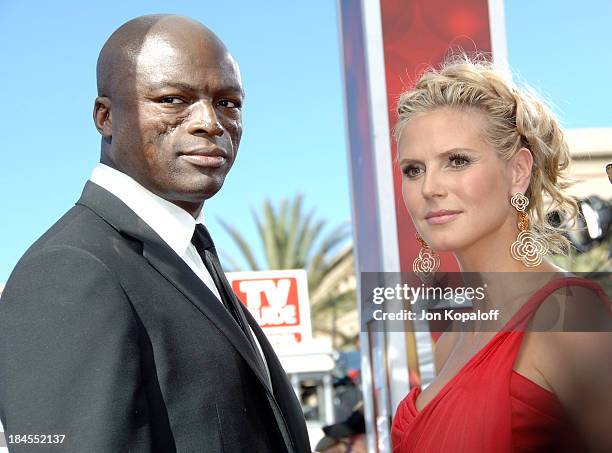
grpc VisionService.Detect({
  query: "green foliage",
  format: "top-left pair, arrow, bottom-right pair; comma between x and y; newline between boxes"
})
549,240 -> 612,273
218,195 -> 357,344
549,238 -> 612,298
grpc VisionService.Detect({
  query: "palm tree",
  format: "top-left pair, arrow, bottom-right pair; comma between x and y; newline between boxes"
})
218,195 -> 357,346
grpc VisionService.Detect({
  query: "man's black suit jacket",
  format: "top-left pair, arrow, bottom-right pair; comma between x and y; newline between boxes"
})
0,182 -> 310,453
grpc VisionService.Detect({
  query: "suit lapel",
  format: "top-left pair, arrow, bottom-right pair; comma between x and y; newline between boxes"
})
141,241 -> 274,392
245,308 -> 312,453
76,181 -> 273,394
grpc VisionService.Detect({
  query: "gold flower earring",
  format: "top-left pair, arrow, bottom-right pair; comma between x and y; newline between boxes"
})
413,231 -> 440,281
509,192 -> 549,267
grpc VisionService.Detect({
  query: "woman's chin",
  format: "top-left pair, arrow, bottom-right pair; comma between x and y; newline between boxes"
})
427,235 -> 480,254
427,241 -> 459,253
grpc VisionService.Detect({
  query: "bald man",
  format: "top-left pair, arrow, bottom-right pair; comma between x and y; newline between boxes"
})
0,15 -> 310,453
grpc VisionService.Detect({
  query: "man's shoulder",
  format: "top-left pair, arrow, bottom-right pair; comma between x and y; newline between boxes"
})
1,202 -> 141,313
23,203 -> 118,259
9,202 -> 137,285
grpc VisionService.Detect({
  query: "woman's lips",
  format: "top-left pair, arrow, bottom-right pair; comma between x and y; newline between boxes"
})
425,211 -> 461,225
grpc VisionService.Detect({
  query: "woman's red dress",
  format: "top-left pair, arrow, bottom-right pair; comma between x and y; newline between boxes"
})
391,277 -> 609,452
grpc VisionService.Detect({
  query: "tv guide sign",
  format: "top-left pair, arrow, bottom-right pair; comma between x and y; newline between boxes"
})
227,269 -> 313,346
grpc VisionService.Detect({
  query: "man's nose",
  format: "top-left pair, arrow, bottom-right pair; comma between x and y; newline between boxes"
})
420,168 -> 447,199
187,101 -> 224,137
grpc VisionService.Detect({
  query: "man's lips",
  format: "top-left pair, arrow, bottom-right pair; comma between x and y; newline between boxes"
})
425,210 -> 462,225
179,148 -> 227,168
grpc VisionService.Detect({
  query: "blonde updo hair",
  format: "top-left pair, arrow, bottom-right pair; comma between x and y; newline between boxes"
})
395,53 -> 577,255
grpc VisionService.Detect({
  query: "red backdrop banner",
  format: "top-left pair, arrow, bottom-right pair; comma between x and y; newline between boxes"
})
380,0 -> 493,274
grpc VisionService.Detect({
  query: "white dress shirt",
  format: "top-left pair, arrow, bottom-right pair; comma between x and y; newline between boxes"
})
90,164 -> 270,382
90,163 -> 223,302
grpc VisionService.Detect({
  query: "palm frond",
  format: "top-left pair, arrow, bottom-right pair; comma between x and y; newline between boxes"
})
283,194 -> 304,268
218,194 -> 358,341
262,200 -> 281,269
218,218 -> 260,270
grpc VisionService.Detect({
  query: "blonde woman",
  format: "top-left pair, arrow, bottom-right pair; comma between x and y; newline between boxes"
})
391,56 -> 611,452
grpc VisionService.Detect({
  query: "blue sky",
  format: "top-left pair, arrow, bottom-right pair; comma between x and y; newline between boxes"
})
1,0 -> 611,282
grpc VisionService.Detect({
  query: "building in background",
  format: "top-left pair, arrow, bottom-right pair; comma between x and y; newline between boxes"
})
566,128 -> 612,199
565,128 -> 612,253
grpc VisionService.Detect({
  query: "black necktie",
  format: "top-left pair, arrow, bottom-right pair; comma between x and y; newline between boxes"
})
191,224 -> 243,327
191,224 -> 271,384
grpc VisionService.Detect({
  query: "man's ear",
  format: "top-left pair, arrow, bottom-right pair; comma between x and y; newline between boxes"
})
93,97 -> 112,139
510,147 -> 533,194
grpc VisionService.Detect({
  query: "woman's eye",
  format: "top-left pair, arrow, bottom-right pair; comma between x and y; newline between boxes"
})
161,97 -> 185,104
449,156 -> 470,167
403,166 -> 423,178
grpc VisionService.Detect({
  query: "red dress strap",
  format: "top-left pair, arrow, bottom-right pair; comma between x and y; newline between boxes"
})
503,276 -> 609,332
